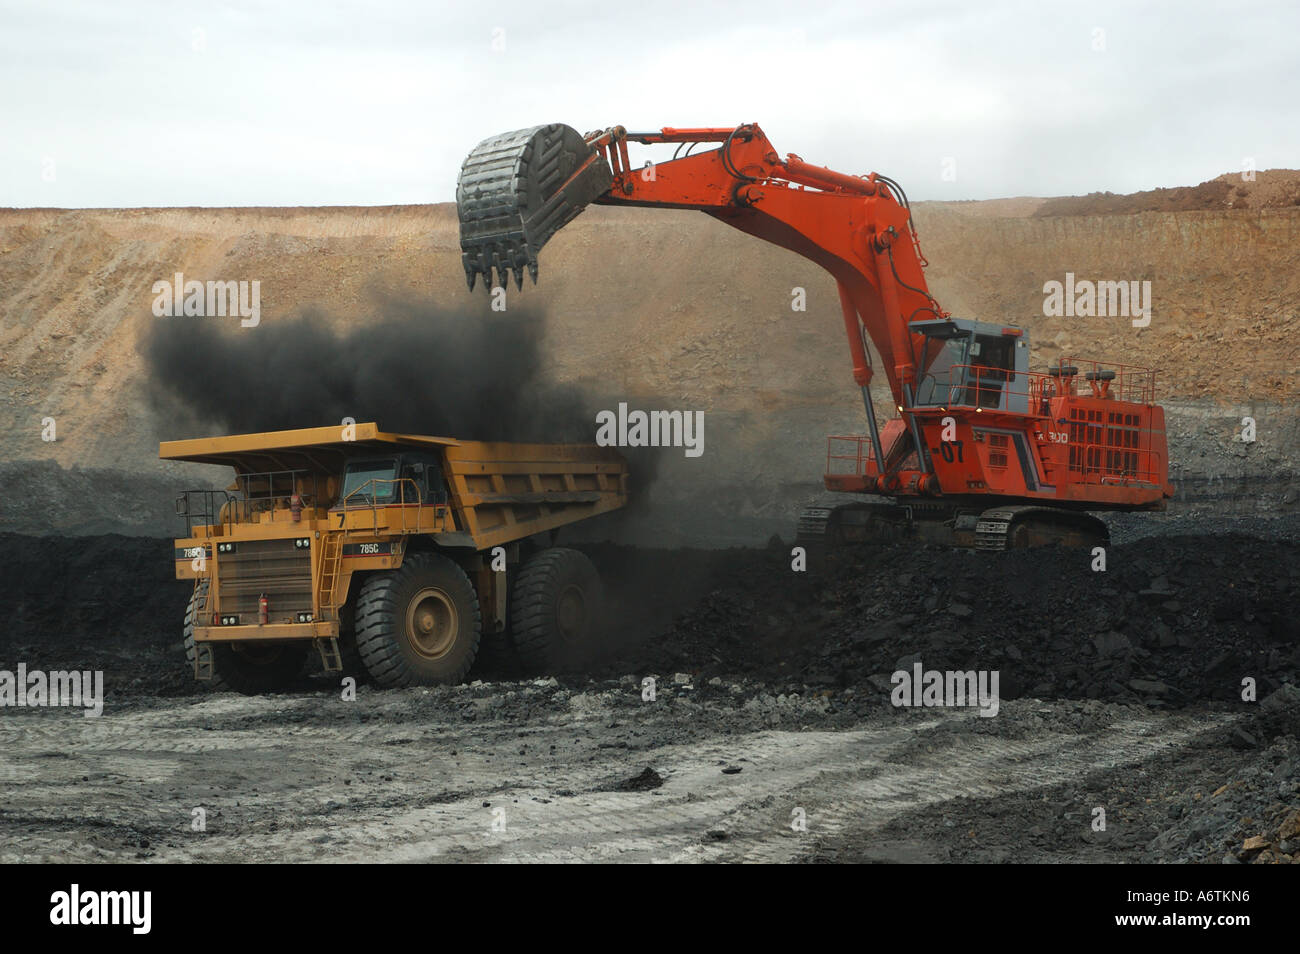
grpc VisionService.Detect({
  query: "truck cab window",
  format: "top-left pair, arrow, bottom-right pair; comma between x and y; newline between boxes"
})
399,462 -> 425,503
341,459 -> 398,504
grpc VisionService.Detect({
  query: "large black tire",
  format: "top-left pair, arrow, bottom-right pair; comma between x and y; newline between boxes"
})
510,548 -> 603,669
336,597 -> 369,684
353,552 -> 481,687
183,581 -> 309,694
183,582 -> 223,689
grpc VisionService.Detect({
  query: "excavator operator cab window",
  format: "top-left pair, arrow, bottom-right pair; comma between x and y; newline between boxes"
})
914,334 -> 969,406
964,335 -> 1015,409
914,323 -> 1024,412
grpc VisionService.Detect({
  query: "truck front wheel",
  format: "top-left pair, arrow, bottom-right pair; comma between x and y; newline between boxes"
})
183,584 -> 309,693
353,553 -> 482,687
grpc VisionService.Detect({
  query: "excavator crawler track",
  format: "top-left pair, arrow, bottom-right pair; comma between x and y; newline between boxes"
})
795,507 -> 834,544
797,502 -> 935,547
799,502 -> 1105,551
456,123 -> 612,292
974,505 -> 1108,552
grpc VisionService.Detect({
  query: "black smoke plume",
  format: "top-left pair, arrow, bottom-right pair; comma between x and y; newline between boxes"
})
143,297 -> 590,440
143,296 -> 662,510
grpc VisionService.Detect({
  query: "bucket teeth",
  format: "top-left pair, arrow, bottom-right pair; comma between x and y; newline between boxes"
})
456,123 -> 613,293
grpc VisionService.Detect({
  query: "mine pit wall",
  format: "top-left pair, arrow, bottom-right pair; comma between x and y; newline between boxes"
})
1,203 -> 1296,543
1163,399 -> 1299,511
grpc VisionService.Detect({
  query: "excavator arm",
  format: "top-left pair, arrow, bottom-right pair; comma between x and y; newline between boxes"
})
456,123 -> 947,420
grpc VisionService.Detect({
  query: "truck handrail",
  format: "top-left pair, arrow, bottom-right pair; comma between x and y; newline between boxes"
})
338,477 -> 427,535
175,489 -> 236,536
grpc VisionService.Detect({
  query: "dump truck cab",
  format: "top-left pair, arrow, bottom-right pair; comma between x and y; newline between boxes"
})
340,451 -> 449,506
162,423 -> 627,693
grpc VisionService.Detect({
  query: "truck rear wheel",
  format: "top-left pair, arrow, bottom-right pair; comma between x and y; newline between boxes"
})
353,552 -> 482,687
183,582 -> 309,693
510,547 -> 603,669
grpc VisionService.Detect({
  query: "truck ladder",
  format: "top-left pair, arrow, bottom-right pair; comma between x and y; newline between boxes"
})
318,532 -> 344,621
314,533 -> 346,673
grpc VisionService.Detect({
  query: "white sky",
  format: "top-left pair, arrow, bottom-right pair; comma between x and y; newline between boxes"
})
2,0 -> 1296,207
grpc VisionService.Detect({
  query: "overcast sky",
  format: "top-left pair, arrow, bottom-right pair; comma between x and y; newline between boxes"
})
2,0 -> 1296,207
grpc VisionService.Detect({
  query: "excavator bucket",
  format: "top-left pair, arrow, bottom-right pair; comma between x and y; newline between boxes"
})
456,124 -> 613,292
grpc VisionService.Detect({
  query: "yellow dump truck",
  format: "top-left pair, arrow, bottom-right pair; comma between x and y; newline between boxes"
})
161,423 -> 627,692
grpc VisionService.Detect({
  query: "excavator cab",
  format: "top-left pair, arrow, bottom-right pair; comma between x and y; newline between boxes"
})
912,318 -> 1029,413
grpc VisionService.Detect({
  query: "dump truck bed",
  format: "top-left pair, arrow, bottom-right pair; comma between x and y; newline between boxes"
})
439,440 -> 628,549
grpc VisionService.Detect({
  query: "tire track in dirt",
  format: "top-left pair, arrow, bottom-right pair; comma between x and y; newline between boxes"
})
685,712 -> 1234,862
0,691 -> 1237,863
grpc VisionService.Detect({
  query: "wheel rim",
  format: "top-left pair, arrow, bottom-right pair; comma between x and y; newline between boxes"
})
555,584 -> 587,642
405,587 -> 459,659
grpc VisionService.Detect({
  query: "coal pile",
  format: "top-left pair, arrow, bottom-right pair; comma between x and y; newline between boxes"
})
0,533 -> 195,695
601,533 -> 1300,707
1,528 -> 1295,709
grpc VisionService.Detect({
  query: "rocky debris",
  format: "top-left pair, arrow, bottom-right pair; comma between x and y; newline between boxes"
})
0,532 -> 195,696
1139,718 -> 1300,864
853,696 -> 1298,864
0,533 -> 189,641
1171,732 -> 1300,864
602,767 -> 664,792
1262,683 -> 1300,713
3,524 -> 1296,716
595,531 -> 1300,709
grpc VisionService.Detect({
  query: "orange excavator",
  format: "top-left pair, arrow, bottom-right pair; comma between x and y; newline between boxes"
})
455,123 -> 1174,550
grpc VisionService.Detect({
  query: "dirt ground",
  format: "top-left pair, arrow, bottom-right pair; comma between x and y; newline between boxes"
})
2,514 -> 1296,864
0,687 -> 1260,864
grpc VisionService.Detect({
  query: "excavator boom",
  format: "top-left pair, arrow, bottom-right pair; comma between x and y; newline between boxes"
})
458,123 -> 942,409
